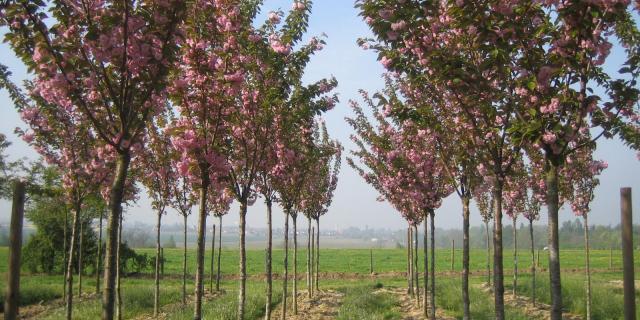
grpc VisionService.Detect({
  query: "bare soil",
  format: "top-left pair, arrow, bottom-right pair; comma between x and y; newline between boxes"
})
374,287 -> 455,320
270,289 -> 344,320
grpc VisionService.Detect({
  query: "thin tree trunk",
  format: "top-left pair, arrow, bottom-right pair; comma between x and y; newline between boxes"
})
409,226 -> 414,297
292,214 -> 298,315
513,217 -> 518,298
462,196 -> 471,320
96,209 -> 103,294
102,152 -> 130,320
584,215 -> 592,320
423,214 -> 428,318
545,161 -> 563,320
407,226 -> 412,295
216,215 -> 222,292
414,225 -> 420,307
529,219 -> 536,306
238,201 -> 248,320
65,204 -> 81,320
63,208 -> 68,304
281,212 -> 290,320
492,183 -> 505,320
78,221 -> 84,297
265,200 -> 273,320
485,220 -> 491,285
429,210 -> 436,320
307,216 -> 312,298
194,183 -> 209,320
210,224 -> 216,292
154,210 -> 162,317
311,226 -> 315,296
182,214 -> 187,305
315,218 -> 319,291
116,214 -> 123,320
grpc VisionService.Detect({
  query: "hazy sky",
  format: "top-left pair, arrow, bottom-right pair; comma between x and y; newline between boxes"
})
1,1 -> 639,232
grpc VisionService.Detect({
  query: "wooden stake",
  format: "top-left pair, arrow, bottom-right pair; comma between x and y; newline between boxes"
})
451,240 -> 455,271
370,249 -> 373,274
621,187 -> 635,320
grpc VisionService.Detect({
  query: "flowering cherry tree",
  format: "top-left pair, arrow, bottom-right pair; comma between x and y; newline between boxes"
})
355,2 -> 531,316
503,160 -> 527,298
300,121 -> 341,295
564,146 -> 607,320
475,189 -> 493,285
347,88 -> 452,317
1,2 -> 187,318
138,121 -> 176,317
2,70 -> 112,319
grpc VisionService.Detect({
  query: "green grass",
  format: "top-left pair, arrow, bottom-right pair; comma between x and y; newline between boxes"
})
506,271 -> 640,319
1,246 -> 638,276
336,284 -> 400,320
2,246 -> 640,319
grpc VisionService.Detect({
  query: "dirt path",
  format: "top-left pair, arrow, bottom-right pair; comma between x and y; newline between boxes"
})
1,292 -> 98,320
374,288 -> 455,320
477,283 -> 583,320
270,290 -> 344,320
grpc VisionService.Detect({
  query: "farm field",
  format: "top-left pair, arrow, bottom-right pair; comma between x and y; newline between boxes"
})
1,247 -> 639,319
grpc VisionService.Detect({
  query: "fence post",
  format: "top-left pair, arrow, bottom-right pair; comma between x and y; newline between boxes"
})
621,188 -> 635,320
451,240 -> 455,271
609,247 -> 613,270
536,248 -> 541,268
4,181 -> 26,320
370,249 -> 373,274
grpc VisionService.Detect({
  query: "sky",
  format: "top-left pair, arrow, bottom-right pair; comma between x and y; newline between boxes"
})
1,1 -> 639,232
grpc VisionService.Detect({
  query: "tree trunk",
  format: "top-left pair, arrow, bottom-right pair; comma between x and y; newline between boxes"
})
513,217 -> 519,298
96,209 -> 103,294
102,152 -> 131,320
584,215 -> 592,320
265,200 -> 273,320
78,221 -> 84,297
210,224 -> 216,293
485,220 -> 491,285
154,210 -> 162,317
492,183 -> 505,320
407,226 -> 412,295
414,225 -> 420,307
63,208 -> 68,304
194,182 -> 209,320
5,181 -> 25,320
116,214 -> 123,320
423,213 -> 428,318
307,216 -> 312,298
429,210 -> 436,320
311,225 -> 315,296
216,215 -> 222,292
182,214 -> 188,305
409,226 -> 414,296
315,218 -> 319,291
462,196 -> 470,320
529,219 -> 536,306
281,211 -> 290,320
238,201 -> 248,320
545,160 -> 562,320
65,203 -> 81,320
292,214 -> 298,315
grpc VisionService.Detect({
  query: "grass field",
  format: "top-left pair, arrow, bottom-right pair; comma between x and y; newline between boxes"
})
1,246 -> 639,319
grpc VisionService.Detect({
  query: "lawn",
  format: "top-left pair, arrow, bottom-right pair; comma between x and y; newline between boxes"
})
2,246 -> 640,319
